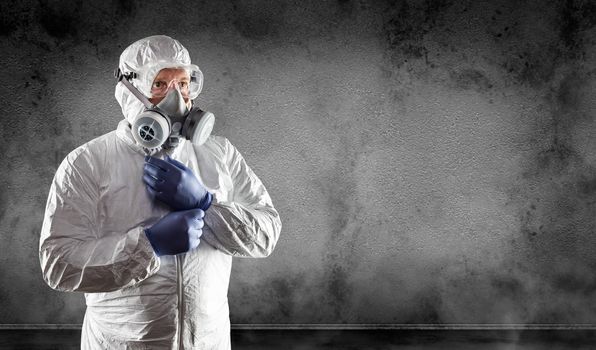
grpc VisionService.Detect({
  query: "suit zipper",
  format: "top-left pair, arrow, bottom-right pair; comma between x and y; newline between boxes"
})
176,255 -> 184,349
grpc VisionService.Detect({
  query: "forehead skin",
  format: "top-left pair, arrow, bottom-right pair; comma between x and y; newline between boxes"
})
152,68 -> 189,83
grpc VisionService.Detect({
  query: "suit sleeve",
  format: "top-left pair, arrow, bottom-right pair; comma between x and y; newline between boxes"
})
201,139 -> 282,257
39,149 -> 160,293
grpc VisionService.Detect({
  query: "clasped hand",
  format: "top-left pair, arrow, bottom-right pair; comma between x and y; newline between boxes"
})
143,155 -> 212,211
143,155 -> 212,256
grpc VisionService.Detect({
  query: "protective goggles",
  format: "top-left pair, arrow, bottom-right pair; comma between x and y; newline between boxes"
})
150,78 -> 192,98
118,61 -> 204,100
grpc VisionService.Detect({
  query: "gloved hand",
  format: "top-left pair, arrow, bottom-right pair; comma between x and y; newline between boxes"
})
144,208 -> 204,256
143,155 -> 213,211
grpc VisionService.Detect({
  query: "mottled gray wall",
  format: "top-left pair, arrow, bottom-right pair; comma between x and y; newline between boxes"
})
1,0 -> 596,325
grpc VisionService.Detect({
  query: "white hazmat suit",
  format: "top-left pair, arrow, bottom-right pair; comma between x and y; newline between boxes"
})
39,35 -> 281,349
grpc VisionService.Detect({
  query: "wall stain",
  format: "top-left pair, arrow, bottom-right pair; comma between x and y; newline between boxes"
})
555,70 -> 596,123
501,0 -> 596,86
515,49 -> 560,88
231,0 -> 283,40
403,289 -> 442,323
489,5 -> 560,88
552,272 -> 596,295
450,69 -> 493,91
577,175 -> 596,196
41,296 -> 68,324
516,60 -> 596,262
17,0 -> 136,54
114,0 -> 134,17
533,143 -> 575,177
269,277 -> 296,319
337,0 -> 353,16
298,89 -> 366,321
320,189 -> 362,321
29,69 -> 48,107
557,71 -> 583,111
519,261 -> 596,323
327,263 -> 349,315
491,275 -> 526,300
521,68 -> 594,177
519,204 -> 543,240
233,274 -> 305,323
8,217 -> 20,233
383,0 -> 453,66
515,125 -> 596,273
0,190 -> 6,226
0,1 -> 27,36
559,0 -> 596,54
38,0 -> 83,39
486,1 -> 596,87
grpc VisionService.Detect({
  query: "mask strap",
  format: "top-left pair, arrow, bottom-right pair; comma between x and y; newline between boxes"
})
114,68 -> 154,109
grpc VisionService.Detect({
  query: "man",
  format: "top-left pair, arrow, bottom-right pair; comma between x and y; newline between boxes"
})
39,35 -> 281,349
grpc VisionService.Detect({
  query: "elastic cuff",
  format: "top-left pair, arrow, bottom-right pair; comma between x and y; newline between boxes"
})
144,229 -> 162,256
198,192 -> 213,211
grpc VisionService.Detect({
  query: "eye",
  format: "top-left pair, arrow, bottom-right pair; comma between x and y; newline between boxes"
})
179,81 -> 188,89
152,81 -> 165,89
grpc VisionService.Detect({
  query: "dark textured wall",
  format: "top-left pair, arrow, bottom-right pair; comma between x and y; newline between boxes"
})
1,0 -> 596,325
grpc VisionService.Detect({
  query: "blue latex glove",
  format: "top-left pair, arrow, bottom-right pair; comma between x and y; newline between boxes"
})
145,208 -> 204,256
143,155 -> 213,211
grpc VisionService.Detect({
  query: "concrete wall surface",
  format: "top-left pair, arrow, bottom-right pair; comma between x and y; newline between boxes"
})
1,0 -> 596,325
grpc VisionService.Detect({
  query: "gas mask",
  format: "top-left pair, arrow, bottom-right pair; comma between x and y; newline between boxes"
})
115,68 -> 215,150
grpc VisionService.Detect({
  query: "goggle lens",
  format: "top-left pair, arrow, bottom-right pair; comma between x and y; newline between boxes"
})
150,80 -> 191,98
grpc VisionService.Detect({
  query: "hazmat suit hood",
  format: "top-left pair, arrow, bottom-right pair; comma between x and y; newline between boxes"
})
114,35 -> 204,124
